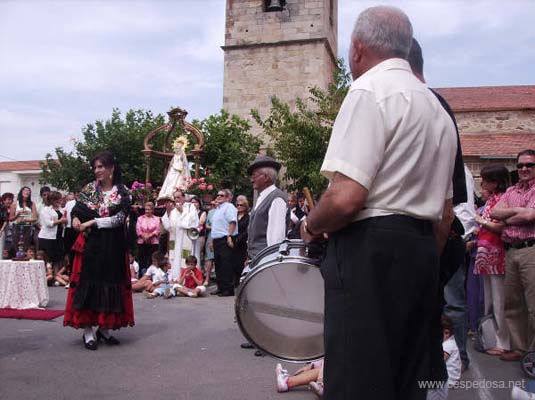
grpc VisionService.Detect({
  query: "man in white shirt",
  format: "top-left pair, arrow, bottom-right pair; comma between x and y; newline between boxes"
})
161,190 -> 199,281
300,6 -> 457,400
240,155 -> 288,356
247,156 -> 287,260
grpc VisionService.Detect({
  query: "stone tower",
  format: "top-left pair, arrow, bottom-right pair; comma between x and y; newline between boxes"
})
222,0 -> 338,138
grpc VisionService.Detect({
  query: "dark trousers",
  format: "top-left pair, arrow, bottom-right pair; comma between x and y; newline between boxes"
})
322,215 -> 439,400
213,237 -> 235,294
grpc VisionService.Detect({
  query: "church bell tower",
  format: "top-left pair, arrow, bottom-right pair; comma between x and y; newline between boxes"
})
222,0 -> 338,138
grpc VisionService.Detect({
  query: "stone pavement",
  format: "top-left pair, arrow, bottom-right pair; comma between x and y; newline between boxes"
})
0,287 -> 529,400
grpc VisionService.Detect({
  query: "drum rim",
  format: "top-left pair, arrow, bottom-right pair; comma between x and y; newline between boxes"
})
248,239 -> 322,270
235,257 -> 324,363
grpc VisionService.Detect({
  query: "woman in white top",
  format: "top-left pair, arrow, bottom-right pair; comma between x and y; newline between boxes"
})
9,186 -> 38,251
38,191 -> 67,272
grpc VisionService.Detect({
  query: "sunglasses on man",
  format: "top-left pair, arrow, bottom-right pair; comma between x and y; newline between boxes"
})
516,163 -> 535,169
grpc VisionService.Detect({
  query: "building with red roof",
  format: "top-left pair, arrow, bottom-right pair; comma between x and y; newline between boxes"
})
434,85 -> 535,181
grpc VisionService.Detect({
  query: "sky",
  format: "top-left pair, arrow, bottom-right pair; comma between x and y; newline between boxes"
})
1,0 -> 534,162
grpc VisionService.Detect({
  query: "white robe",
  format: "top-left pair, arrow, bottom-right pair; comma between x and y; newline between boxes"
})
161,204 -> 199,280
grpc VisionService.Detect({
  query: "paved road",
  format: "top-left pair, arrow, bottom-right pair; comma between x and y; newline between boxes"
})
0,288 -> 529,400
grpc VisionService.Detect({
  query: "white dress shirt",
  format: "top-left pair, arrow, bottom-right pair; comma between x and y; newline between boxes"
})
321,58 -> 457,222
254,184 -> 287,246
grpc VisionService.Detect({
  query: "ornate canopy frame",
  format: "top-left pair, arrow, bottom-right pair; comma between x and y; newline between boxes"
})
142,107 -> 205,183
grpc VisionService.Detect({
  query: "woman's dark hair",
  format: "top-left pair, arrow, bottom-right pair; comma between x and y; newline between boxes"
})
480,164 -> 510,194
17,186 -> 33,208
90,151 -> 122,185
190,195 -> 202,208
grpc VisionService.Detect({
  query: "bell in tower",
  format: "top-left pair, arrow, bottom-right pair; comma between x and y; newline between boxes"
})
265,0 -> 286,12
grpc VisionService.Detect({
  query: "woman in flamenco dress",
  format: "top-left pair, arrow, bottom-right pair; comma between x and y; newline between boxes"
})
64,151 -> 134,350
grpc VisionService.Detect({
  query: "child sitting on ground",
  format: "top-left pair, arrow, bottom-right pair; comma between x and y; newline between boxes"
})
442,314 -> 461,388
129,251 -> 140,282
275,359 -> 324,397
143,256 -> 175,299
55,258 -> 71,288
36,250 -> 54,286
172,255 -> 206,298
134,251 -> 164,292
427,315 -> 462,400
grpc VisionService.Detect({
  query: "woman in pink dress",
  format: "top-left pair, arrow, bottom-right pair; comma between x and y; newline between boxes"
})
474,163 -> 511,356
135,201 -> 160,277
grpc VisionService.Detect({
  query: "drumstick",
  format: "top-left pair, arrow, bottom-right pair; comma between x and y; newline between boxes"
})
303,187 -> 314,210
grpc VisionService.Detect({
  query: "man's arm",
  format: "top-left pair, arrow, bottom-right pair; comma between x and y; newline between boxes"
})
489,204 -> 516,221
434,198 -> 454,254
303,172 -> 368,239
504,208 -> 535,225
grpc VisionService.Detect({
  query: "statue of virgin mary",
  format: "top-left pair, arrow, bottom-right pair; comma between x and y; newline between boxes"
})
158,136 -> 190,200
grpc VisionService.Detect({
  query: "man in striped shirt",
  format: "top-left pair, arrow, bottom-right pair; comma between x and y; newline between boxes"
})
491,149 -> 535,362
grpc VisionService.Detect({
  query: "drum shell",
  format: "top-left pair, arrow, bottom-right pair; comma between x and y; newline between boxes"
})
235,240 -> 324,362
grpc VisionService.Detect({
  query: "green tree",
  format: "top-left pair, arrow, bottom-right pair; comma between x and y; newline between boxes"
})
194,110 -> 262,196
41,109 -> 166,191
252,60 -> 351,196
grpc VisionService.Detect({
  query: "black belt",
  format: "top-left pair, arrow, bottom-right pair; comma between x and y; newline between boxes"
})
504,240 -> 535,250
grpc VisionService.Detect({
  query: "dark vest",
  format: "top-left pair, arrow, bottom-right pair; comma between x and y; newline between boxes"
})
247,187 -> 288,260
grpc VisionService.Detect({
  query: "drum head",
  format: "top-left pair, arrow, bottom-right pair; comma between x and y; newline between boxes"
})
235,255 -> 324,362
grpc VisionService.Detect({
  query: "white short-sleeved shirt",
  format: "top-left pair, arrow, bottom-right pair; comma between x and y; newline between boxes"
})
321,58 -> 457,222
253,184 -> 287,246
144,265 -> 166,282
443,336 -> 461,387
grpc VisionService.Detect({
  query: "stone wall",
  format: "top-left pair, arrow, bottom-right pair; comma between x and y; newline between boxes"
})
456,110 -> 535,133
223,0 -> 337,139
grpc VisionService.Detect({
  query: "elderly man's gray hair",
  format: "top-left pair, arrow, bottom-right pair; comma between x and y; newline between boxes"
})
222,188 -> 233,201
352,6 -> 413,59
260,167 -> 278,184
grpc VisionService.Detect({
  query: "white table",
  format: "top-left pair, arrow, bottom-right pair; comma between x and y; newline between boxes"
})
0,260 -> 49,309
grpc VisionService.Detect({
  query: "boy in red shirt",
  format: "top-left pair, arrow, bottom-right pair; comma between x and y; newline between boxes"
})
173,255 -> 206,297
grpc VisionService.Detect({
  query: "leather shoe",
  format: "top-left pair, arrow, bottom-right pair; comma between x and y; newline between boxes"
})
218,291 -> 234,297
96,329 -> 120,345
241,342 -> 254,349
500,351 -> 522,361
83,336 -> 98,351
254,350 -> 265,357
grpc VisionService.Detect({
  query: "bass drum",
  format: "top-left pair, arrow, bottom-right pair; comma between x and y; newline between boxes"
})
235,240 -> 324,362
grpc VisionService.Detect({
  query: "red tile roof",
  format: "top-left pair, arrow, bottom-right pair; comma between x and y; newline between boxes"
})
460,133 -> 535,157
434,86 -> 535,112
0,160 -> 43,171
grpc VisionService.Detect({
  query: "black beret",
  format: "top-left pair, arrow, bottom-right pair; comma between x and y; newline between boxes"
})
247,155 -> 282,175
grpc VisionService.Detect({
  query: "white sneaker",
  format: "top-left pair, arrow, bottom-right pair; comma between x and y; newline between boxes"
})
512,386 -> 535,400
65,283 -> 70,289
309,381 -> 324,398
275,363 -> 289,392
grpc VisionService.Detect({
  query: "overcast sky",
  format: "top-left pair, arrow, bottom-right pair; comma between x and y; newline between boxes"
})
1,0 -> 534,162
